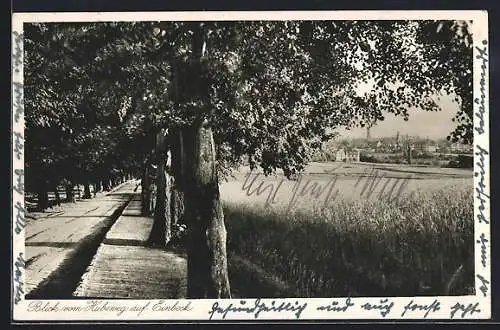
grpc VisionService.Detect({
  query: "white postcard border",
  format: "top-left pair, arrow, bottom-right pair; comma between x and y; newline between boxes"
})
11,10 -> 491,322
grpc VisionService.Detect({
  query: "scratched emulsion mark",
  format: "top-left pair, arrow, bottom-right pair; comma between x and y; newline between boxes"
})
13,252 -> 25,304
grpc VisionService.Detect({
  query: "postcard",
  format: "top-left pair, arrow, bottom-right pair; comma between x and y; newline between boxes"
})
11,10 -> 490,322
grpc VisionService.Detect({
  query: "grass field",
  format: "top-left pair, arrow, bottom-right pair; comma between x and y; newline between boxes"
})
221,162 -> 474,297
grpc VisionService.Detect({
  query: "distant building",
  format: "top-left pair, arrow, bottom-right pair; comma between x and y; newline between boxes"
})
412,141 -> 439,154
335,148 -> 346,161
423,145 -> 437,153
335,148 -> 360,162
450,142 -> 472,153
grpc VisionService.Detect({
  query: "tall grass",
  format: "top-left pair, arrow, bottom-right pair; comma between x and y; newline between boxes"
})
225,186 -> 474,297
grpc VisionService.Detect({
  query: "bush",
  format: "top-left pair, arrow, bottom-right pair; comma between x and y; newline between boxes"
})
457,155 -> 473,168
446,155 -> 473,169
360,153 -> 380,163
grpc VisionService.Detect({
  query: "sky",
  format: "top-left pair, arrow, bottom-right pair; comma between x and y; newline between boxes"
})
337,94 -> 460,140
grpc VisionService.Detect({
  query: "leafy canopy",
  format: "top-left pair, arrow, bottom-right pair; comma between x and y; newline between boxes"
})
24,20 -> 472,182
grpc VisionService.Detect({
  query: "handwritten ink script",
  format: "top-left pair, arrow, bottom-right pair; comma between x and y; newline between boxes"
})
353,167 -> 411,202
476,233 -> 488,268
401,299 -> 440,318
475,145 -> 489,224
13,132 -> 24,160
475,40 -> 487,135
13,252 -> 25,304
242,172 -> 285,208
242,165 -> 412,213
360,299 -> 394,317
14,201 -> 26,234
208,299 -> 307,320
14,169 -> 24,195
12,31 -> 23,73
12,31 -> 24,124
13,82 -> 24,124
450,302 -> 481,319
476,274 -> 490,297
316,298 -> 355,313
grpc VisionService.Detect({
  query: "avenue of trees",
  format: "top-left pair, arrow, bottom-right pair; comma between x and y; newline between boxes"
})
24,20 -> 472,298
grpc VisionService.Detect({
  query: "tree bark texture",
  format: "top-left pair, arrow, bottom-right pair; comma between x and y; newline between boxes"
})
170,128 -> 186,227
147,129 -> 172,247
183,122 -> 231,298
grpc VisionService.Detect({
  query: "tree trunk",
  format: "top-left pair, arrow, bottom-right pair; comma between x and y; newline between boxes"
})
141,165 -> 152,216
65,184 -> 75,203
408,145 -> 412,165
147,129 -> 171,247
53,184 -> 61,206
102,178 -> 107,191
96,180 -> 102,193
37,179 -> 49,211
171,128 -> 186,227
83,183 -> 91,199
171,187 -> 185,227
183,122 -> 231,298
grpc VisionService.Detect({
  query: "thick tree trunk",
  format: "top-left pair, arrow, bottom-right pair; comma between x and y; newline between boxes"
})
65,184 -> 75,203
147,129 -> 171,247
183,122 -> 231,298
83,183 -> 91,199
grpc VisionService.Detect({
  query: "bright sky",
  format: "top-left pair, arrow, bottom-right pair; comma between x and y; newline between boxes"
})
338,94 -> 460,140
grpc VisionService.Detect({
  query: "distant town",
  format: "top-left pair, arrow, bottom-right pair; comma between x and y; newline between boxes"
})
311,131 -> 473,168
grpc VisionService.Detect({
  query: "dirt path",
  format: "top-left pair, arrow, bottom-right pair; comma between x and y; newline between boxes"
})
25,181 -> 139,298
73,185 -> 188,299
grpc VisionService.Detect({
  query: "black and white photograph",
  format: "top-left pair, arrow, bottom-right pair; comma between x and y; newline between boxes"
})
12,11 -> 491,321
